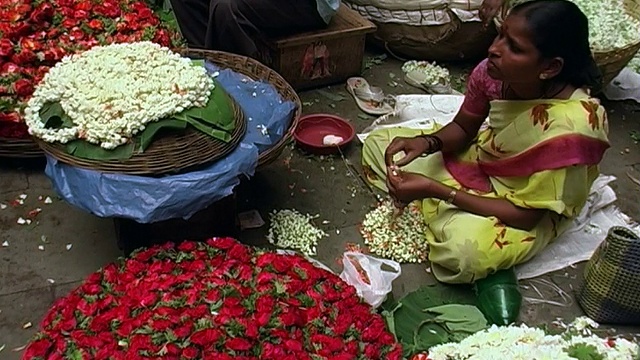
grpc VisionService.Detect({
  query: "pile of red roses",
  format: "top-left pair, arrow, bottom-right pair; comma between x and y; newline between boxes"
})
23,238 -> 402,360
0,0 -> 182,139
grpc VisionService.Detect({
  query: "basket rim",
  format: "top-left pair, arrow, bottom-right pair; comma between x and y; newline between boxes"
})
36,94 -> 247,176
181,48 -> 302,168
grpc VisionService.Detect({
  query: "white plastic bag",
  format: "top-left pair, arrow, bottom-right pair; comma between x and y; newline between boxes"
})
339,252 -> 401,308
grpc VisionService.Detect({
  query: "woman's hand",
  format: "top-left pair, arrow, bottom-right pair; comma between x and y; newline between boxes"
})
384,136 -> 438,167
387,168 -> 440,204
480,0 -> 505,27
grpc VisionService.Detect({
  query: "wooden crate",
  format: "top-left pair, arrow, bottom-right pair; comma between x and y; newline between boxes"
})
114,193 -> 240,255
259,5 -> 376,90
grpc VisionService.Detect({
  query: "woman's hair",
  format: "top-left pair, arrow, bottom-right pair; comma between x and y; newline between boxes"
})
510,0 -> 602,92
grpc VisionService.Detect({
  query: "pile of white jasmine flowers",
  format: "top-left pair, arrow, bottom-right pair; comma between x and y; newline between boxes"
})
402,61 -> 450,86
425,316 -> 639,360
571,0 -> 640,51
360,200 -> 429,263
266,209 -> 328,257
25,42 -> 213,149
508,0 -> 640,51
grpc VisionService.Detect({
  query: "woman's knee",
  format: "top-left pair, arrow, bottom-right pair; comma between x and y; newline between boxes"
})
429,239 -> 494,284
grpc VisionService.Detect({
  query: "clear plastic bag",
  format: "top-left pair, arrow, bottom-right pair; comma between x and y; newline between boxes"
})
339,252 -> 402,308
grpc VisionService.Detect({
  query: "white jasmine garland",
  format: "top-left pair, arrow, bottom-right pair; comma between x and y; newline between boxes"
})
426,317 -> 639,360
266,209 -> 328,257
360,200 -> 429,263
25,42 -> 214,149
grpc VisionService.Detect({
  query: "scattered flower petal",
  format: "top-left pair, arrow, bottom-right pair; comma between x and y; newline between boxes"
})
1,241 -> 8,247
66,244 -> 73,251
44,197 -> 53,204
38,245 -> 44,251
46,279 -> 55,284
17,217 -> 26,225
22,322 -> 32,329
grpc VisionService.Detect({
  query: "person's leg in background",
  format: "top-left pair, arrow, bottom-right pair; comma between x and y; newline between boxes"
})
168,0 -> 209,48
205,0 -> 327,58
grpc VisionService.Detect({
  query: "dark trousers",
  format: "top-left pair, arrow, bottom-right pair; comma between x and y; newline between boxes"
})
169,0 -> 327,58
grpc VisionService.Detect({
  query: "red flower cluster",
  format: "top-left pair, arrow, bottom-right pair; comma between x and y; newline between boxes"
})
0,0 -> 182,139
23,238 -> 402,360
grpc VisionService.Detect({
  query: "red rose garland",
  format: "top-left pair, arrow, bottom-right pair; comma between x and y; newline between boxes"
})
0,0 -> 182,139
23,238 -> 402,360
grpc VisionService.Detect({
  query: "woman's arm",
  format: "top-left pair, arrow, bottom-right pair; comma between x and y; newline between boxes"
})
430,181 -> 546,231
387,171 -> 545,230
433,108 -> 487,153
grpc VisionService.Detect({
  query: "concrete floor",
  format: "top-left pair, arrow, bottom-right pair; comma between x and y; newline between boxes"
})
1,53 -> 640,358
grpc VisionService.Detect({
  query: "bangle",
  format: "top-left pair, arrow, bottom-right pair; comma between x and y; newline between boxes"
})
420,135 -> 443,154
445,189 -> 458,204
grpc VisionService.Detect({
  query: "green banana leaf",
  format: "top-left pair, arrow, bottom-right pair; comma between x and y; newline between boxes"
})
40,102 -> 73,129
38,77 -> 237,161
381,284 -> 487,358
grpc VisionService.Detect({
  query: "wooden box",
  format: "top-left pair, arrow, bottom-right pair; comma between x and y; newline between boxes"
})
113,193 -> 239,255
259,5 -> 376,90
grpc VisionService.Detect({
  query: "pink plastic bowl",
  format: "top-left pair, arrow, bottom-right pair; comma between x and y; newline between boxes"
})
293,114 -> 355,155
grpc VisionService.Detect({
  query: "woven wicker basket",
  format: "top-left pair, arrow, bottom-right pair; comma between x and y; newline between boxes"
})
0,137 -> 43,158
183,49 -> 301,168
496,0 -> 640,86
576,226 -> 640,324
593,0 -> 640,85
38,96 -> 247,176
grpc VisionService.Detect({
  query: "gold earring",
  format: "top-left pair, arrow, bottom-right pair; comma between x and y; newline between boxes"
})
539,74 -> 547,80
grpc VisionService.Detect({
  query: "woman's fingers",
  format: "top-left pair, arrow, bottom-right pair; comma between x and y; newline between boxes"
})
384,139 -> 405,167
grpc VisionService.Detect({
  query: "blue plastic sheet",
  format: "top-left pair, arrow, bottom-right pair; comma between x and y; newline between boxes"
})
45,63 -> 296,223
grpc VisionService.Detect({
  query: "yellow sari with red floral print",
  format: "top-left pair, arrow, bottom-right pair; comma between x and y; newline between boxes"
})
361,89 -> 610,284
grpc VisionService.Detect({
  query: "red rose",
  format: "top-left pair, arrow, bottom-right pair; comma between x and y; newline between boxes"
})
364,344 -> 380,358
87,19 -> 104,31
23,338 -> 52,358
61,18 -> 78,29
69,27 -> 85,40
11,49 -> 36,65
153,29 -> 172,47
178,241 -> 197,252
255,310 -> 271,327
95,3 -> 120,18
73,10 -> 89,20
174,324 -> 193,338
0,39 -> 14,57
29,3 -> 54,23
362,318 -> 386,342
75,1 -> 92,11
226,337 -> 253,351
284,339 -> 303,352
136,7 -> 154,19
20,38 -> 42,52
207,237 -> 237,250
182,347 -> 200,359
190,328 -> 222,346
261,343 -> 285,359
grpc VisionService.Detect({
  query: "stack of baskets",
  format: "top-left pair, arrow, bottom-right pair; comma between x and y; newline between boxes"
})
0,137 -> 43,159
27,50 -> 300,174
343,0 -> 496,62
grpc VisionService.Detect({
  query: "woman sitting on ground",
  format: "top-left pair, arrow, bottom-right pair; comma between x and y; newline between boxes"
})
169,0 -> 339,60
362,0 -> 609,324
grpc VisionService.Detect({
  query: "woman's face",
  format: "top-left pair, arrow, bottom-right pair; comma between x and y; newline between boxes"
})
486,13 -> 549,85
